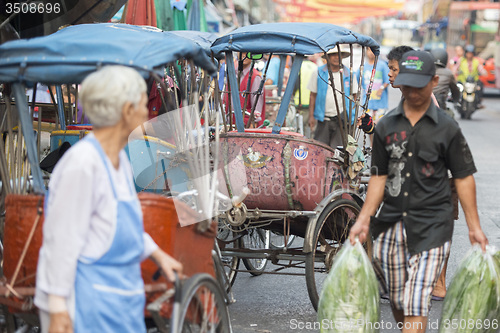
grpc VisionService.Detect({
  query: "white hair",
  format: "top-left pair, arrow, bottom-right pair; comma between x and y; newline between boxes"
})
80,66 -> 147,128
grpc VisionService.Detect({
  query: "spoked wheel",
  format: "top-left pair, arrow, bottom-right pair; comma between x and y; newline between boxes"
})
216,223 -> 240,290
305,199 -> 372,311
177,274 -> 231,333
240,228 -> 270,275
269,230 -> 295,249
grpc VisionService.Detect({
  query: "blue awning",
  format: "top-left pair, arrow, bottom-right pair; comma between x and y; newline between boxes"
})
0,23 -> 217,84
211,22 -> 380,56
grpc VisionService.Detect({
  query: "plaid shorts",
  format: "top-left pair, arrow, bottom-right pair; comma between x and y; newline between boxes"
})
373,221 -> 451,317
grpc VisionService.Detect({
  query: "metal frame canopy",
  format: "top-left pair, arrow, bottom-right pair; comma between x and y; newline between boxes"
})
210,22 -> 380,56
0,23 -> 217,194
211,22 -> 380,134
0,23 -> 217,84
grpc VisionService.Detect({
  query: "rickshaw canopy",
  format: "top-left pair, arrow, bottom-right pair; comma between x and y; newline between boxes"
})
210,22 -> 380,56
212,23 -> 380,134
170,30 -> 220,57
0,23 -> 217,84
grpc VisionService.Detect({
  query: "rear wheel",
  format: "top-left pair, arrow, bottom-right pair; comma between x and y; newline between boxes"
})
241,229 -> 269,275
177,274 -> 231,333
464,101 -> 475,119
216,224 -> 240,290
305,199 -> 372,311
269,231 -> 295,249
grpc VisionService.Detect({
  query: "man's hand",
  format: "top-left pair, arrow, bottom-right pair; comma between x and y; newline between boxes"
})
349,215 -> 371,245
49,311 -> 73,333
358,113 -> 374,134
308,116 -> 316,131
150,249 -> 183,282
469,228 -> 488,252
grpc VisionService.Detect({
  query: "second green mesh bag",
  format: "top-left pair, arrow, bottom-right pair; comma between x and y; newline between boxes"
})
318,240 -> 380,333
439,245 -> 500,333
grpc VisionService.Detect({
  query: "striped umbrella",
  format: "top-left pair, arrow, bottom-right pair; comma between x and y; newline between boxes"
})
172,0 -> 187,30
155,0 -> 174,30
124,0 -> 157,26
187,0 -> 208,32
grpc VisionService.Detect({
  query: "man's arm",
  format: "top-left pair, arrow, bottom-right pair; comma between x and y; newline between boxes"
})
349,175 -> 387,244
454,175 -> 488,250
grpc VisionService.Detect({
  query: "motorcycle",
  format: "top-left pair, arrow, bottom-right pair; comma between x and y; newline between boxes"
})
456,75 -> 480,119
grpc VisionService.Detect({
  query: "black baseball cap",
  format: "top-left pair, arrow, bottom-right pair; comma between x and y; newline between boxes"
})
393,50 -> 436,88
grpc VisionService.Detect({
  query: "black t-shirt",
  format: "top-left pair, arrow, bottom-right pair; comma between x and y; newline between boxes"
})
370,100 -> 476,255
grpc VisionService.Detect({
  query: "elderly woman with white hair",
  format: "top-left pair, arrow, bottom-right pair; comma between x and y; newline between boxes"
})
34,65 -> 183,333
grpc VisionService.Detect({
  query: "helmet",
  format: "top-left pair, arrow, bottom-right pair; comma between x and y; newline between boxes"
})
430,48 -> 448,68
465,44 -> 475,54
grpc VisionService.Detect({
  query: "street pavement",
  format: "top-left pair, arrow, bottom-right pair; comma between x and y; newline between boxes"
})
227,88 -> 500,332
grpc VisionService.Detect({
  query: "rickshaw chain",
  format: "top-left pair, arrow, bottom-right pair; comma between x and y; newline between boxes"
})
140,156 -> 183,193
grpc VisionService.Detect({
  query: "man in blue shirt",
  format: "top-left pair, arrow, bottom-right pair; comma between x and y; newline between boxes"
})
308,47 -> 356,149
264,55 -> 281,86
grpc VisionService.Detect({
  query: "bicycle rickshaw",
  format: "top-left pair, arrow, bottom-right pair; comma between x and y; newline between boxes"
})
0,23 -> 231,332
210,22 -> 380,310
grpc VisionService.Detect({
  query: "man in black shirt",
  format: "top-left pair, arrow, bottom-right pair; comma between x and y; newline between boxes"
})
349,50 -> 488,333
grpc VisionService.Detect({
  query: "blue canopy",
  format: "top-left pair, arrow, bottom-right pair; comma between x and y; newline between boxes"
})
169,30 -> 219,57
0,23 -> 217,84
211,22 -> 379,56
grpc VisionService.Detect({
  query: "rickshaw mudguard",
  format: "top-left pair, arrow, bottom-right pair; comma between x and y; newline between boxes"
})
302,189 -> 364,253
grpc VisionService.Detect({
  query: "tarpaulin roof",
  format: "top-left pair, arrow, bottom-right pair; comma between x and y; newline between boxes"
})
170,30 -> 219,56
211,22 -> 380,56
0,23 -> 217,84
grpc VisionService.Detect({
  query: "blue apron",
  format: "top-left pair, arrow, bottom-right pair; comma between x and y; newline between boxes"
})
73,136 -> 146,332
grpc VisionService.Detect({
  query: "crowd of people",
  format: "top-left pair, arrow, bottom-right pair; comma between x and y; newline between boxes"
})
223,41 -> 487,143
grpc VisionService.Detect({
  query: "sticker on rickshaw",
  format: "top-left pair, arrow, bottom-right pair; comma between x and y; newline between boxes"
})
237,148 -> 272,168
293,146 -> 308,161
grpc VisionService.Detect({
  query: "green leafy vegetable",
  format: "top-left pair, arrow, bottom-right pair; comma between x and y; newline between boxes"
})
439,246 -> 500,333
318,240 -> 380,333
494,250 -> 500,269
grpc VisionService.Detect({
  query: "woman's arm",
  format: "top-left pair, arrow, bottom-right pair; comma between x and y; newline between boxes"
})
149,248 -> 183,282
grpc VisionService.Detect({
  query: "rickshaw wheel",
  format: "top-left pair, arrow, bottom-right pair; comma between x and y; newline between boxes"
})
305,199 -> 373,311
241,228 -> 270,276
177,274 -> 231,333
269,231 -> 296,249
216,226 -> 240,290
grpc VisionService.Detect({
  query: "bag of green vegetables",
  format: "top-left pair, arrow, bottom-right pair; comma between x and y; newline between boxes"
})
494,249 -> 500,269
317,239 -> 379,333
439,245 -> 500,333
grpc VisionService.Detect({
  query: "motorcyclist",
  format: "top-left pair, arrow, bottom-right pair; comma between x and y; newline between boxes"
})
430,48 -> 460,114
455,44 -> 487,107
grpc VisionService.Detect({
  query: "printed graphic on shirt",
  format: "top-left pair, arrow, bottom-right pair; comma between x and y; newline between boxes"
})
461,136 -> 473,164
421,162 -> 434,177
385,131 -> 409,197
364,69 -> 384,100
